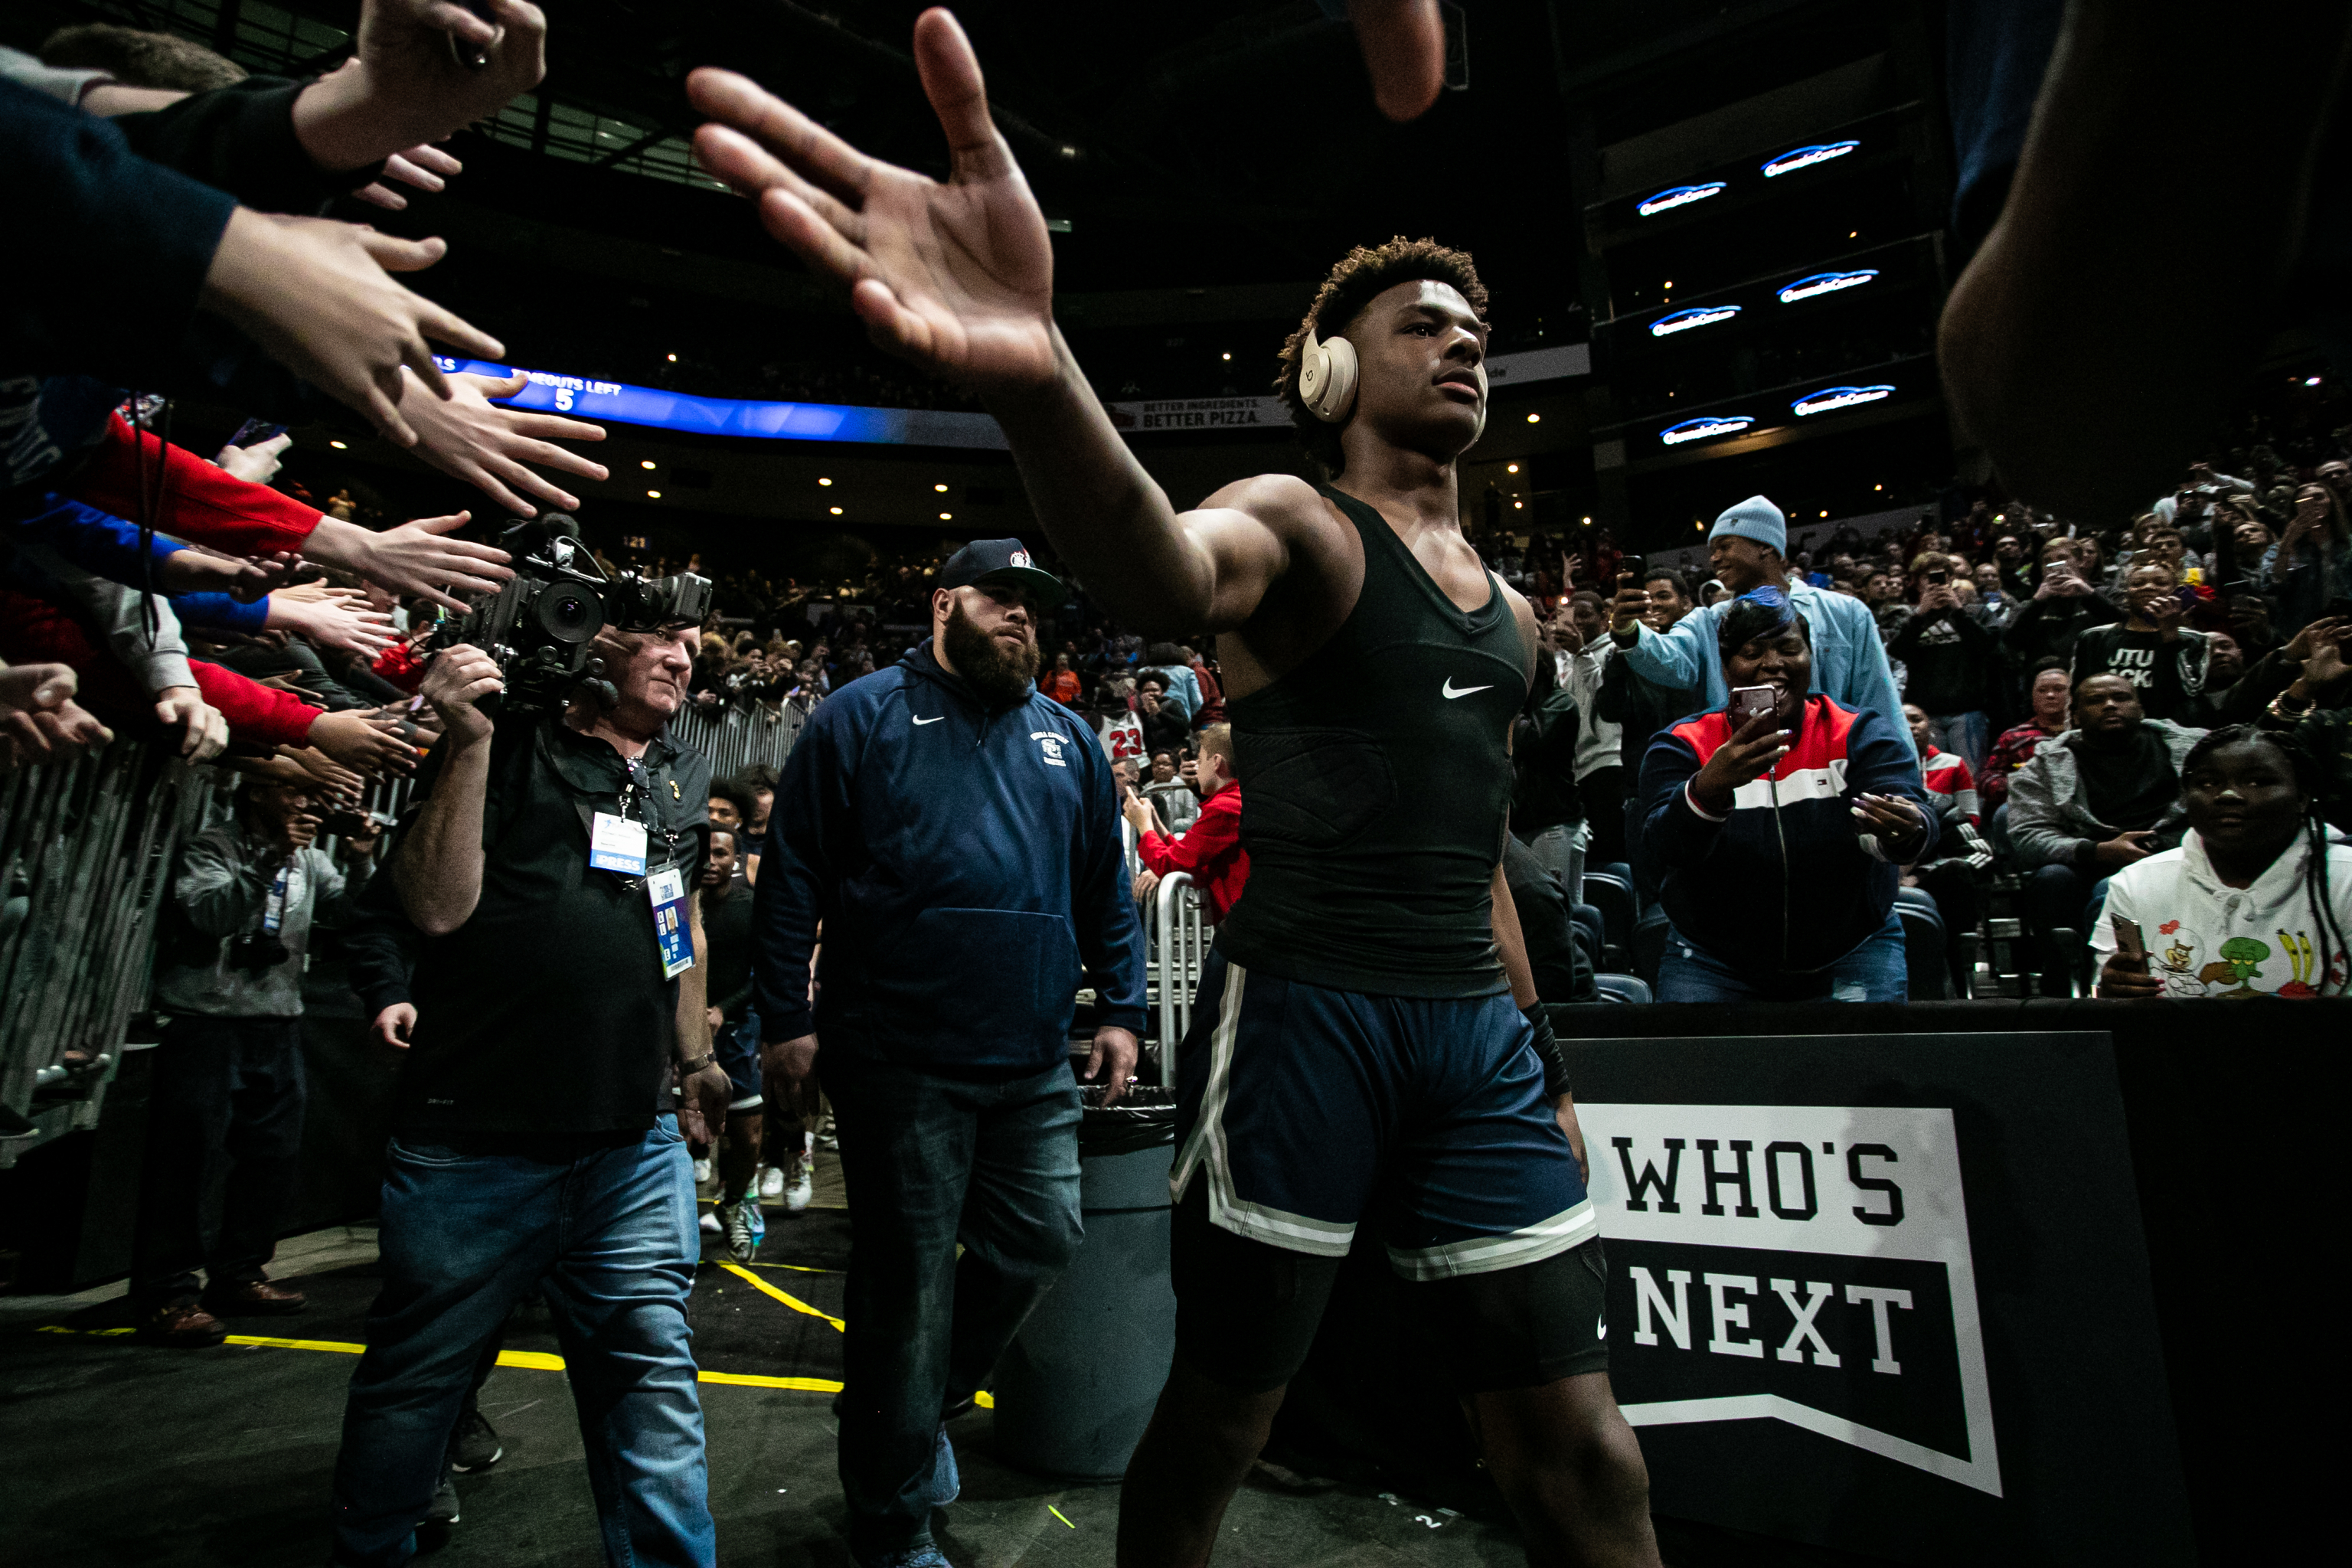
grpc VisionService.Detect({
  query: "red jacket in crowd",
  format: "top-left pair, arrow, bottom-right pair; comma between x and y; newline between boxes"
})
67,413 -> 322,557
1138,782 -> 1249,923
0,589 -> 322,747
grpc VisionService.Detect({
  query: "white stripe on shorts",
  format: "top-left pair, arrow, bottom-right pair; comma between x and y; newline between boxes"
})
1169,960 -> 1358,1257
1383,1198 -> 1597,1281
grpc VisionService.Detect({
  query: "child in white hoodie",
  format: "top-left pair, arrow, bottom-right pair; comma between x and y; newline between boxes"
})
2092,726 -> 2352,998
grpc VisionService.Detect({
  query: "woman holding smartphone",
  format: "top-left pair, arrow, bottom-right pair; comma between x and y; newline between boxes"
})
1634,587 -> 1935,1002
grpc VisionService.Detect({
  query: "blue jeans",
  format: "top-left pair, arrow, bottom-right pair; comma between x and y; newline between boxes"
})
822,1053 -> 1082,1558
330,1123 -> 713,1567
1930,710 -> 1992,782
1658,914 -> 1909,1002
2027,862 -> 2112,936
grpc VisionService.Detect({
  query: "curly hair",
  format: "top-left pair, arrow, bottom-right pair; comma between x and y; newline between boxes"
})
1276,237 -> 1489,478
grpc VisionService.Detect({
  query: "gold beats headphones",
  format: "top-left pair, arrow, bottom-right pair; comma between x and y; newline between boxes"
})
1297,325 -> 1360,423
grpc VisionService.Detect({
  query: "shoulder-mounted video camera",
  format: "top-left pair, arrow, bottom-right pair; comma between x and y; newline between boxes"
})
427,515 -> 711,712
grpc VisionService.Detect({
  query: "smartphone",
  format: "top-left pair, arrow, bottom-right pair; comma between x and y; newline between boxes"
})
229,417 -> 287,448
1731,685 -> 1776,724
2110,914 -> 2147,962
1923,568 -> 1950,587
1619,554 -> 1646,583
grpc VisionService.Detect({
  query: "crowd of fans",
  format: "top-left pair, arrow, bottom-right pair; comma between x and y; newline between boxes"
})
1497,434 -> 2352,1001
6,8 -> 2352,1566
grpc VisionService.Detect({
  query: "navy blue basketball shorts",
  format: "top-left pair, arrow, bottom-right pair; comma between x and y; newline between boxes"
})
1169,952 -> 1603,1393
714,1012 -> 763,1113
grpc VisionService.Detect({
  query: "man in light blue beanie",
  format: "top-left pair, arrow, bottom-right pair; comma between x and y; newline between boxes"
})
1606,494 -> 1915,759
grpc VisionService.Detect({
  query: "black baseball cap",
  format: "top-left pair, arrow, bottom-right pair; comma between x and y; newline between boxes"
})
939,537 -> 1064,603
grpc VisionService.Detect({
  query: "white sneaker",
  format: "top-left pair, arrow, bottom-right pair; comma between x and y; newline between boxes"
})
784,1152 -> 815,1213
757,1163 -> 786,1200
693,1157 -> 714,1187
699,1207 -> 721,1236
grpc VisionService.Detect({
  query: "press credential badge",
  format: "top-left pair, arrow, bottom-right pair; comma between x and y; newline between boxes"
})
648,867 -> 693,978
590,811 -> 648,874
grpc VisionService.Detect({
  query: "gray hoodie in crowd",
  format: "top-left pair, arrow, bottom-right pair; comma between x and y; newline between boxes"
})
2002,718 -> 2206,869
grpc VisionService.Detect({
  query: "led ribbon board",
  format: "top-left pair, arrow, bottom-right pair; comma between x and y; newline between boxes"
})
1792,384 -> 1895,416
432,358 -> 1001,447
1637,181 -> 1726,217
1762,139 -> 1860,178
1651,305 -> 1743,337
1778,269 -> 1880,305
1661,415 -> 1756,446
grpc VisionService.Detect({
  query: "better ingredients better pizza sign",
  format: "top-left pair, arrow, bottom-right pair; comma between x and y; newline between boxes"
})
1581,1103 -> 2000,1496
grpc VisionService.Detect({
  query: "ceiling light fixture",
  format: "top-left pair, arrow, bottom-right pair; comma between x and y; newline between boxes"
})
641,459 -> 657,470
1526,413 -> 1540,424
328,439 -> 348,449
939,511 -> 952,521
647,489 -> 662,499
829,505 -> 843,515
818,477 -> 833,486
1507,463 -> 1520,473
935,483 -> 949,492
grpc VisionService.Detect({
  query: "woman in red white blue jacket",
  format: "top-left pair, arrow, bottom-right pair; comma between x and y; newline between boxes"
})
1635,588 -> 1936,1001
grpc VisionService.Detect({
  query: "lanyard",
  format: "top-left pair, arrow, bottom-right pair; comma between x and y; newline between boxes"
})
616,755 -> 681,890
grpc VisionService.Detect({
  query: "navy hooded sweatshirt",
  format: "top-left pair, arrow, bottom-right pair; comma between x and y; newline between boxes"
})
1635,694 -> 1936,973
750,639 -> 1146,1069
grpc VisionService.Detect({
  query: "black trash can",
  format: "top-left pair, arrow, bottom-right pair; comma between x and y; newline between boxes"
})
991,1083 -> 1178,1480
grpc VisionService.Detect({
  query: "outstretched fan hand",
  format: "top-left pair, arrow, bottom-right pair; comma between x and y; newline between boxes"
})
686,8 -> 1058,394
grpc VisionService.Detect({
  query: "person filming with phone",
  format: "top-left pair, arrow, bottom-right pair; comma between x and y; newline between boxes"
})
1606,495 -> 1914,760
1635,587 -> 1935,1002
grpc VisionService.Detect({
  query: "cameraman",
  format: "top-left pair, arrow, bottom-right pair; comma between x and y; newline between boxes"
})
328,614 -> 727,1568
132,777 -> 370,1347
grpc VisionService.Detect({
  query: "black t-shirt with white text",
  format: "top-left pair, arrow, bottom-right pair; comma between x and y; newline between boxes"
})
2079,627 -> 2190,720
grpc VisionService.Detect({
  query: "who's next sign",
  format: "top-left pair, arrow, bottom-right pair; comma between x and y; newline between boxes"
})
1583,1102 -> 1999,1495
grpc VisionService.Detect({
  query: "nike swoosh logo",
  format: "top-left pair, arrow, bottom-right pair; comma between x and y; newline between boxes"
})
911,715 -> 944,726
1441,678 -> 1493,699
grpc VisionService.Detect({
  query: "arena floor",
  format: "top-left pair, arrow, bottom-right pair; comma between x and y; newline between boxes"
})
0,1157 -> 1858,1567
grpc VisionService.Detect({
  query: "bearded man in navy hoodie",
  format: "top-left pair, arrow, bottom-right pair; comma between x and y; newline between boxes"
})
750,537 -> 1145,1568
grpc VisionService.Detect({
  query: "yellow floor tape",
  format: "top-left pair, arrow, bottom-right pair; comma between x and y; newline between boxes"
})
29,1295 -> 1003,1409
32,1323 -> 848,1394
718,1262 -> 844,1330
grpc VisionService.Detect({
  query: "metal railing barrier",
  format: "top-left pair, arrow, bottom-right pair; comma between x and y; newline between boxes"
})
0,739 -> 230,1165
1152,872 -> 1210,1052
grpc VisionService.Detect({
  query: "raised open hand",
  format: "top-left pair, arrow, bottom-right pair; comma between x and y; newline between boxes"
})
688,10 -> 1057,394
400,368 -> 609,517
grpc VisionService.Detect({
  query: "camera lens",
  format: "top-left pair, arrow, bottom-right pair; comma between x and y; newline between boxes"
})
533,585 -> 604,645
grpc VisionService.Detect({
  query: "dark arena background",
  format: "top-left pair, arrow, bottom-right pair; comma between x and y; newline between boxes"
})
2,4 -> 2344,1566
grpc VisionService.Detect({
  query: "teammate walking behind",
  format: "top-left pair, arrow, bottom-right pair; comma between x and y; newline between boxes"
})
692,15 -> 1661,1565
750,539 -> 1145,1568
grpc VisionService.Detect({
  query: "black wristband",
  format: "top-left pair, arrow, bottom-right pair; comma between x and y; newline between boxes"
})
1523,1002 -> 1571,1099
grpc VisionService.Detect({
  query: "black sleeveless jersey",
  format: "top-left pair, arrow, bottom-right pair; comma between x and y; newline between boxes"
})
1214,484 -> 1529,997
